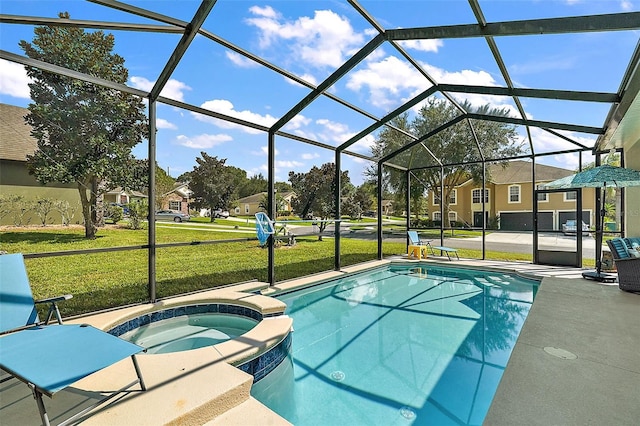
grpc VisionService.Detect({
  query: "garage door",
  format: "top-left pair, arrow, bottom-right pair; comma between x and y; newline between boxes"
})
500,212 -> 553,231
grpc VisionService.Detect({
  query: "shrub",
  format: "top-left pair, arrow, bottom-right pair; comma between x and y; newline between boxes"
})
127,200 -> 148,230
105,204 -> 124,223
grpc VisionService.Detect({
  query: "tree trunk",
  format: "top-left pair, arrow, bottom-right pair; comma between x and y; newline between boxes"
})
78,181 -> 97,239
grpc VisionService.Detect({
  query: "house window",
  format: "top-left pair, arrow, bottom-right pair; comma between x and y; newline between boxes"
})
449,189 -> 457,205
536,185 -> 548,202
448,212 -> 457,223
472,188 -> 489,204
564,191 -> 577,201
432,192 -> 440,206
433,211 -> 442,221
169,201 -> 181,211
244,204 -> 250,214
508,185 -> 520,203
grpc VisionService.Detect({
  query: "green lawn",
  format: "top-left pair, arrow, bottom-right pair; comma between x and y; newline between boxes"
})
0,224 -> 586,318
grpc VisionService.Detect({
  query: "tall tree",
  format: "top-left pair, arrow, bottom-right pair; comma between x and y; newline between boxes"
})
343,183 -> 373,220
289,163 -> 350,240
189,152 -> 238,222
21,12 -> 148,238
154,166 -> 176,211
366,113 -> 424,219
238,173 -> 267,198
367,98 -> 523,224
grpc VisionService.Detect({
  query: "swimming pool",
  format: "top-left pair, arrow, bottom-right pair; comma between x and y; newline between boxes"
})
252,263 -> 539,425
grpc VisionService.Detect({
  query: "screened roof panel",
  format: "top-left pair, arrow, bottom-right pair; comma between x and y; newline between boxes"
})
339,44 -> 434,115
496,32 -> 637,93
1,0 -> 638,182
518,98 -> 612,130
529,128 -> 596,156
480,0 -> 636,21
204,0 -> 376,85
410,37 -> 508,89
357,0 -> 478,28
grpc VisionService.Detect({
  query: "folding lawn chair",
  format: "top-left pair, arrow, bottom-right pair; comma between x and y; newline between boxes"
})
0,253 -> 146,426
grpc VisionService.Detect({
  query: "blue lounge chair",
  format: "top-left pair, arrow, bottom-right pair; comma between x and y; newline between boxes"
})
408,230 -> 459,260
0,253 -> 146,426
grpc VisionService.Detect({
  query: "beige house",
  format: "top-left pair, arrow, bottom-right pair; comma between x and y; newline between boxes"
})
104,187 -> 147,206
234,191 -> 295,216
430,161 -> 596,231
0,103 -> 82,226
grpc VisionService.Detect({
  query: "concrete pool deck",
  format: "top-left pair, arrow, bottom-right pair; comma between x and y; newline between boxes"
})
1,258 -> 638,425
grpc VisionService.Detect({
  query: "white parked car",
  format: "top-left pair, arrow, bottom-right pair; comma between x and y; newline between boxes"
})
562,220 -> 590,236
213,209 -> 230,218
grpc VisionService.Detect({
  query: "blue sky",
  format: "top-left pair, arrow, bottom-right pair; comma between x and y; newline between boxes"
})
1,0 -> 638,185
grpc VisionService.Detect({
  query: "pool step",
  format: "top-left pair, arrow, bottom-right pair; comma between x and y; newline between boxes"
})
204,397 -> 291,426
78,351 -> 256,425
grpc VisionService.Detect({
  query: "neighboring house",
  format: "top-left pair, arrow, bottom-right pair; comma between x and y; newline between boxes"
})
161,183 -> 192,215
381,200 -> 394,216
104,187 -> 147,206
429,160 -> 596,231
0,103 -> 82,226
234,191 -> 295,216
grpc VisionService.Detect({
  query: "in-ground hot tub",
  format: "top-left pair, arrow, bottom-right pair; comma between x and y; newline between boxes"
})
106,297 -> 292,382
116,310 -> 259,354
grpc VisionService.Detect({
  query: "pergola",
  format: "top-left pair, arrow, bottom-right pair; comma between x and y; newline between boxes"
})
2,0 -> 640,293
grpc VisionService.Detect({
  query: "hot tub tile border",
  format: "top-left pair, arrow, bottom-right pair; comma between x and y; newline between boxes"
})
107,303 -> 264,337
106,303 -> 292,383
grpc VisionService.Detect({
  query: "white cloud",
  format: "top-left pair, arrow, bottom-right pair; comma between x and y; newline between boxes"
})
0,59 -> 31,98
349,134 -> 376,154
156,118 -> 177,130
397,39 -> 443,53
248,5 -> 279,19
225,51 -> 259,68
285,73 -> 319,87
315,118 -> 355,144
194,99 -> 277,134
346,55 -> 519,114
346,55 -> 431,109
251,145 -> 279,156
246,7 -> 365,69
176,133 -> 232,149
285,114 -> 311,130
301,152 -> 320,160
276,159 -> 304,168
129,76 -> 191,102
528,127 -> 596,170
620,0 -> 633,11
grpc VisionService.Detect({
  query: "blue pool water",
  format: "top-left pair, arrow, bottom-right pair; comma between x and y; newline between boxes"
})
120,313 -> 257,354
251,264 -> 538,425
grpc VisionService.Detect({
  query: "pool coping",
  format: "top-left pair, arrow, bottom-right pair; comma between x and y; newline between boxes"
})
11,258 -> 630,425
64,286 -> 293,425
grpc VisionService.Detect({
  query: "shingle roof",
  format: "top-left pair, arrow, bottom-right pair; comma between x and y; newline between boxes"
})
459,160 -> 574,186
0,103 -> 37,162
237,192 -> 267,204
488,160 -> 573,184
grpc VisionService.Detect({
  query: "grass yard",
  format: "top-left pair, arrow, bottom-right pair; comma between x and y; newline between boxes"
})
0,223 -> 583,318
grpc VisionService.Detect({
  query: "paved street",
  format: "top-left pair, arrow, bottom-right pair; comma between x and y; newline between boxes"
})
310,223 -> 600,260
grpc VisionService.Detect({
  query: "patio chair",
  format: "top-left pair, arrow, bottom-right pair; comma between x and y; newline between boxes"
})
407,231 -> 430,259
0,253 -> 146,426
606,238 -> 640,292
255,212 -> 296,246
408,230 -> 459,260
